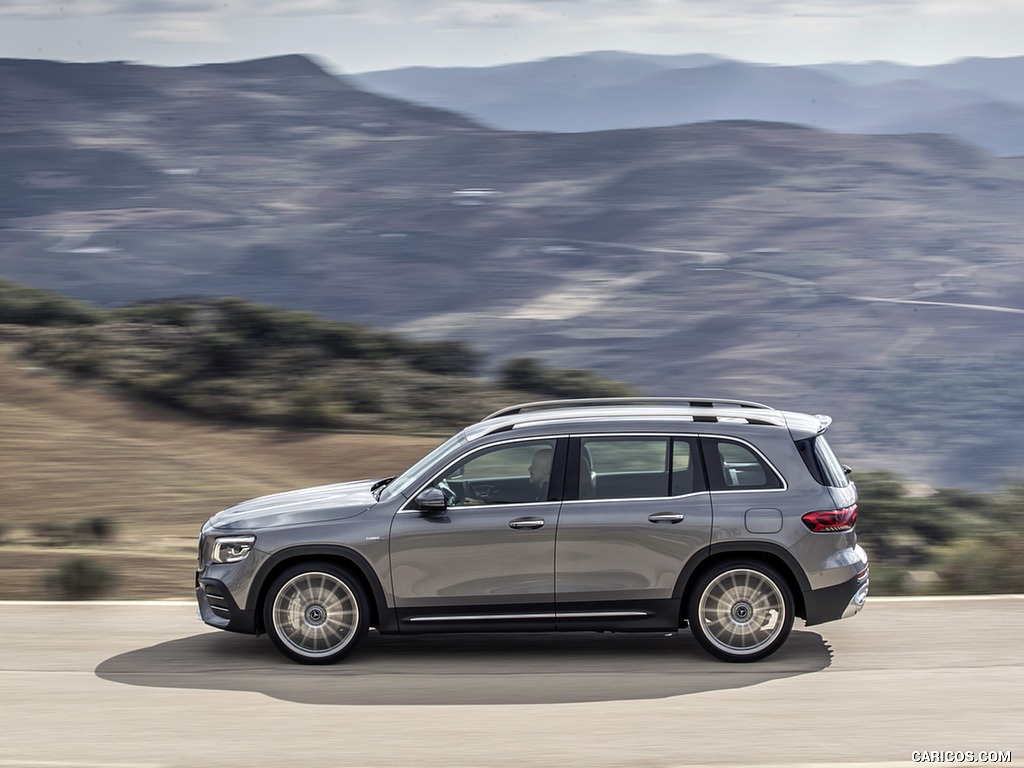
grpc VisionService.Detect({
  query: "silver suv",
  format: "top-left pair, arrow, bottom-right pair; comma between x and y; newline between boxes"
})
196,398 -> 868,663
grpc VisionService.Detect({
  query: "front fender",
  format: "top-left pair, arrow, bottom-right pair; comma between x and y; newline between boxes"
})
250,544 -> 398,634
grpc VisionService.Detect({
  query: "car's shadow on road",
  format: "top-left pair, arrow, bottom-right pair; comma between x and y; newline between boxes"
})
96,629 -> 832,705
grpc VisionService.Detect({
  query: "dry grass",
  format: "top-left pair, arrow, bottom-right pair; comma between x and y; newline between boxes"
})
0,348 -> 442,599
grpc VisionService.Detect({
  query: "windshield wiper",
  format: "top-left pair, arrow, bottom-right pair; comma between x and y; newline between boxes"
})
371,477 -> 395,501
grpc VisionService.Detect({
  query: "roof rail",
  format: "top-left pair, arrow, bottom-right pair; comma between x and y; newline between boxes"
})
484,397 -> 774,422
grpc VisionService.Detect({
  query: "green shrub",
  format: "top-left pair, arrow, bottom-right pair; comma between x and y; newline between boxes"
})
177,380 -> 262,423
47,557 -> 115,600
935,536 -> 1021,594
499,356 -> 637,398
77,516 -> 116,543
132,372 -> 187,408
0,279 -> 103,326
406,340 -> 482,376
499,357 -> 544,391
194,331 -> 252,376
284,380 -> 347,428
31,521 -> 75,546
319,323 -> 371,358
214,298 -> 319,345
5,281 -> 644,435
852,473 -> 1024,594
117,301 -> 197,326
343,383 -> 384,413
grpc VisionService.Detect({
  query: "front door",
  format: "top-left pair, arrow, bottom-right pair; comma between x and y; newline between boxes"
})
389,437 -> 566,632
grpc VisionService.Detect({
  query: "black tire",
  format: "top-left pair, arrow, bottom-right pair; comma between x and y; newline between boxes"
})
263,561 -> 369,665
687,559 -> 794,663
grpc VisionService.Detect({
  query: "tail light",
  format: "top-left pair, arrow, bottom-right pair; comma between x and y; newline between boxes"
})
801,504 -> 858,532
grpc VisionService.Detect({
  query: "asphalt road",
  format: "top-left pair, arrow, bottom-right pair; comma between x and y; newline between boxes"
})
1,597 -> 1021,768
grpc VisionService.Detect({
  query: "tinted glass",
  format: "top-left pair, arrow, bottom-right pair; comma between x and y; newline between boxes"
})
580,437 -> 669,499
671,437 -> 705,495
706,439 -> 783,491
814,436 -> 851,488
795,435 -> 850,488
436,439 -> 557,505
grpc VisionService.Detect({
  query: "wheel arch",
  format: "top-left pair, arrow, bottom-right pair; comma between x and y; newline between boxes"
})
674,542 -> 809,623
251,545 -> 395,635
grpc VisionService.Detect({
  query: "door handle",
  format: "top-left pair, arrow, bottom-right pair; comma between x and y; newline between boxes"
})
648,512 -> 685,524
509,517 -> 545,530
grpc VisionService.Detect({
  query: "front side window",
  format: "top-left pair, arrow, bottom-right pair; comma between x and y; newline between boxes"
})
432,439 -> 559,506
578,436 -> 704,499
705,439 -> 783,491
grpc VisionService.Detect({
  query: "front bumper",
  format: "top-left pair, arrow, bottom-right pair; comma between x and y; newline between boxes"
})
802,565 -> 869,626
196,572 -> 258,634
195,526 -> 263,634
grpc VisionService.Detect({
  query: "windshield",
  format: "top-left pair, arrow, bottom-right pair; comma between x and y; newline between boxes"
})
380,430 -> 467,500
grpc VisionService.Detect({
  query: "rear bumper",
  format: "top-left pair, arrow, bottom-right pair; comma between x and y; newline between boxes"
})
802,565 -> 869,626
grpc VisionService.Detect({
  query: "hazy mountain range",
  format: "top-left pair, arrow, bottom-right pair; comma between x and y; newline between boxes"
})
352,51 -> 1024,156
1,54 -> 1023,488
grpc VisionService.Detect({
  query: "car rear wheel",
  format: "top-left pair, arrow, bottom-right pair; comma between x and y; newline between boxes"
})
264,562 -> 368,664
688,560 -> 794,662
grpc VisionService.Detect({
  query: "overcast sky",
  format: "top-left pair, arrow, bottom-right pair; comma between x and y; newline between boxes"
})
2,0 -> 1023,73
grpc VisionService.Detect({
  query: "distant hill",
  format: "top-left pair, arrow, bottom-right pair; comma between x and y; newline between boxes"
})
811,55 -> 1024,104
352,52 -> 1024,156
2,55 -> 1024,488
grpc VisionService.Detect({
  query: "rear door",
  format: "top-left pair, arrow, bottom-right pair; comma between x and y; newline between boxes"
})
553,434 -> 713,630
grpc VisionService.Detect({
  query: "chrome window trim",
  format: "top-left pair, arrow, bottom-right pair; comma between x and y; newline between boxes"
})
560,490 -> 708,505
568,431 -> 698,504
708,487 -> 787,495
567,431 -> 787,499
704,434 -> 788,492
398,431 -> 787,513
395,498 -> 558,515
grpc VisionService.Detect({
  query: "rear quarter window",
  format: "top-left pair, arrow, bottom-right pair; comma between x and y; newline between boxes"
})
705,439 -> 783,491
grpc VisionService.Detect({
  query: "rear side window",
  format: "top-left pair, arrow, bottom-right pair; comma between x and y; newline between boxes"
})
795,435 -> 850,488
704,439 -> 783,491
577,436 -> 705,499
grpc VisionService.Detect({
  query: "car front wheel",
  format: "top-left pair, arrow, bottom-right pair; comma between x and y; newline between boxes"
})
263,562 -> 368,664
688,560 -> 794,663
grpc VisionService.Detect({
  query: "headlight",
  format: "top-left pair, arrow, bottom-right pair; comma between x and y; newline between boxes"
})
211,535 -> 256,564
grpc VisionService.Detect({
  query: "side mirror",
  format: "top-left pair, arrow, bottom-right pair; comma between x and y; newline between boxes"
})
414,487 -> 448,514
842,464 -> 853,475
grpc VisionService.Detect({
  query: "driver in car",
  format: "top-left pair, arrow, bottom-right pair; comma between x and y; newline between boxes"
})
451,447 -> 553,506
527,448 -> 553,501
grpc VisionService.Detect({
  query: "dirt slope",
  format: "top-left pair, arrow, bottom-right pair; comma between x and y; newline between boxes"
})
0,349 -> 440,598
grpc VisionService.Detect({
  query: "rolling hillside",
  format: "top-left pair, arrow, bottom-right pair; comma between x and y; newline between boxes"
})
0,348 -> 440,598
1,55 -> 1024,488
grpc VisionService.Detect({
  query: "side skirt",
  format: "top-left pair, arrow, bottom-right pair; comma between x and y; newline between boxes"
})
395,599 -> 680,634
